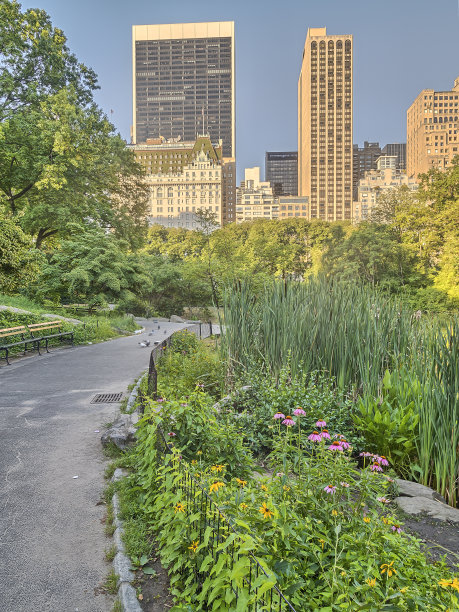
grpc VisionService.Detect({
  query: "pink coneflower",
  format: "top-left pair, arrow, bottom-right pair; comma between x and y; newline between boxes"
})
359,452 -> 372,457
168,432 -> 176,437
339,438 -> 351,449
293,408 -> 306,416
316,420 -> 327,428
378,456 -> 389,467
323,485 -> 337,494
377,497 -> 391,504
320,429 -> 331,439
282,416 -> 296,426
180,403 -> 189,407
273,412 -> 285,420
391,524 -> 402,534
370,462 -> 383,472
385,476 -> 395,483
308,431 -> 322,442
340,482 -> 350,488
328,440 -> 344,451
156,397 -> 166,403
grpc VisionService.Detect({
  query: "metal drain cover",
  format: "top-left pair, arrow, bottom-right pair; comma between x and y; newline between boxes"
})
91,392 -> 123,404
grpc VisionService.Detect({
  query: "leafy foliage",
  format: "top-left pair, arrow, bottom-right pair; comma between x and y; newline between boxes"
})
0,217 -> 43,292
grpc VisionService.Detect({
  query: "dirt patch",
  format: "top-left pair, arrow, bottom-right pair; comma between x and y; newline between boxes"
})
403,515 -> 459,570
135,543 -> 174,611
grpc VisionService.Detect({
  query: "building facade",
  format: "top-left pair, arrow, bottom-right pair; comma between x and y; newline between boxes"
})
353,155 -> 418,222
265,151 -> 298,196
352,141 -> 381,200
129,136 -> 225,228
236,167 -> 278,222
298,27 -> 353,221
382,143 -> 406,170
132,22 -> 235,158
407,78 -> 459,180
278,196 -> 309,219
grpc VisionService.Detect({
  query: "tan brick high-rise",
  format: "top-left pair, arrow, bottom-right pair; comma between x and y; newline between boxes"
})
407,78 -> 459,180
298,28 -> 353,220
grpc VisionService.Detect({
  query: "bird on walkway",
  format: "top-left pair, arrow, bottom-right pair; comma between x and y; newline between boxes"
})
138,340 -> 151,347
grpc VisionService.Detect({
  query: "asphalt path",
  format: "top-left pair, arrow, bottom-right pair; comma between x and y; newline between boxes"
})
0,320 -> 189,612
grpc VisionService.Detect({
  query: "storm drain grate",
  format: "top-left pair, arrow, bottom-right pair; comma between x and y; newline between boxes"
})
91,392 -> 123,404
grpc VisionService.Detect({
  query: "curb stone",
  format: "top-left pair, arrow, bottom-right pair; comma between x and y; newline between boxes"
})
108,356 -> 145,611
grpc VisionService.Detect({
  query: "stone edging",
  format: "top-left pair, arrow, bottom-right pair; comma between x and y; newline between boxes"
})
109,375 -> 146,612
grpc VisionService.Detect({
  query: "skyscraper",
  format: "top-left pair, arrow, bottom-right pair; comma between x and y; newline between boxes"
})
132,22 -> 235,158
265,151 -> 298,196
407,78 -> 459,180
298,27 -> 353,221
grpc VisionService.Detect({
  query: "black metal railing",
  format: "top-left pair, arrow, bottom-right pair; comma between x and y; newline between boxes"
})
147,321 -> 215,398
153,426 -> 297,612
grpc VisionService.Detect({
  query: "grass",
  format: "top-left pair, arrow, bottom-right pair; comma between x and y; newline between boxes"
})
112,600 -> 122,612
102,570 -> 119,595
104,501 -> 116,537
105,545 -> 117,562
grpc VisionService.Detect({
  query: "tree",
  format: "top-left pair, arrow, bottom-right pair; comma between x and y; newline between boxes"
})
0,217 -> 43,293
0,2 -> 148,248
0,0 -> 97,119
37,225 -> 148,306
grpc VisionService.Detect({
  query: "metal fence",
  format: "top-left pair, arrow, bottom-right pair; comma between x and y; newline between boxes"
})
147,321 -> 215,398
139,323 -> 298,611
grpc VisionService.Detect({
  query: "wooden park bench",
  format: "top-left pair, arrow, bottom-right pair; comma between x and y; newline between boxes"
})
0,325 -> 38,365
0,321 -> 74,365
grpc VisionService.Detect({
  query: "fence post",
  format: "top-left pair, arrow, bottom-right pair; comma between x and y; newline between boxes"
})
148,349 -> 158,399
209,320 -> 213,336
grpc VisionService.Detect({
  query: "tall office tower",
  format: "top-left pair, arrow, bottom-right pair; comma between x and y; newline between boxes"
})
132,22 -> 235,158
407,78 -> 459,180
265,151 -> 298,196
382,143 -> 406,170
298,27 -> 353,220
352,141 -> 381,200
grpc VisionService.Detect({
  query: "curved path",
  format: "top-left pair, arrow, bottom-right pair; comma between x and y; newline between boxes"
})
0,320 -> 189,612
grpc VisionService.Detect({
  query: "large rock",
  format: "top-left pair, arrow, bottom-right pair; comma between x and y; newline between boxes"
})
395,496 -> 459,523
395,478 -> 446,502
170,314 -> 185,323
101,414 -> 137,450
213,386 -> 252,413
41,313 -> 82,324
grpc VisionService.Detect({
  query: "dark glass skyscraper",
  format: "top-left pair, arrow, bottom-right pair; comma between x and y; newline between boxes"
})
265,151 -> 298,196
132,22 -> 235,158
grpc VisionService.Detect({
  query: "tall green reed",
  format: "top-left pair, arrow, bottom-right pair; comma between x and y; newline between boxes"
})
221,279 -> 458,506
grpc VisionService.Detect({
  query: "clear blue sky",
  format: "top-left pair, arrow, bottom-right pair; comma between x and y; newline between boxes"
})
20,0 -> 459,181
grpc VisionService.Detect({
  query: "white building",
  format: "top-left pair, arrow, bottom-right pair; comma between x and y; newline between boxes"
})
353,156 -> 418,222
236,167 -> 278,222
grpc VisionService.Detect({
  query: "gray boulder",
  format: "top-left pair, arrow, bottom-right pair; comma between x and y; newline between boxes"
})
170,314 -> 185,323
395,478 -> 446,503
395,496 -> 459,522
101,414 -> 136,450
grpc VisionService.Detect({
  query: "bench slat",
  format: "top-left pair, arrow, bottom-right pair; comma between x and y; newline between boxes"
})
28,322 -> 62,331
0,326 -> 28,338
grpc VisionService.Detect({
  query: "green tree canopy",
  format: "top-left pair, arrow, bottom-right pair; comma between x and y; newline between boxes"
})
0,217 -> 43,293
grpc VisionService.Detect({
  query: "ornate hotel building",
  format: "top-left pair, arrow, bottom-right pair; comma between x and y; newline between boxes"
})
298,27 -> 353,221
129,136 -> 226,228
407,78 -> 459,180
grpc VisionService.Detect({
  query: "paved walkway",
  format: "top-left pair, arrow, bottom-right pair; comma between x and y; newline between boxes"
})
0,320 -> 190,612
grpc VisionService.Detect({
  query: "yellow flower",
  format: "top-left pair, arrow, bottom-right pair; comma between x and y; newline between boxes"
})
283,485 -> 290,492
366,578 -> 376,587
196,450 -> 202,455
340,571 -> 346,577
211,464 -> 225,473
400,588 -> 407,593
363,517 -> 371,524
380,561 -> 396,577
235,478 -> 247,487
174,502 -> 185,513
209,481 -> 225,494
191,460 -> 197,465
239,502 -> 248,510
319,538 -> 325,550
260,484 -> 268,492
259,502 -> 274,519
331,510 -> 338,517
188,540 -> 199,553
439,578 -> 459,592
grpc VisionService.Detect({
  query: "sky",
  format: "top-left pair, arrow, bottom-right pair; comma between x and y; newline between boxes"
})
19,0 -> 459,182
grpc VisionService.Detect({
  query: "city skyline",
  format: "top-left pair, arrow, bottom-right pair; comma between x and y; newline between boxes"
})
19,0 -> 459,181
